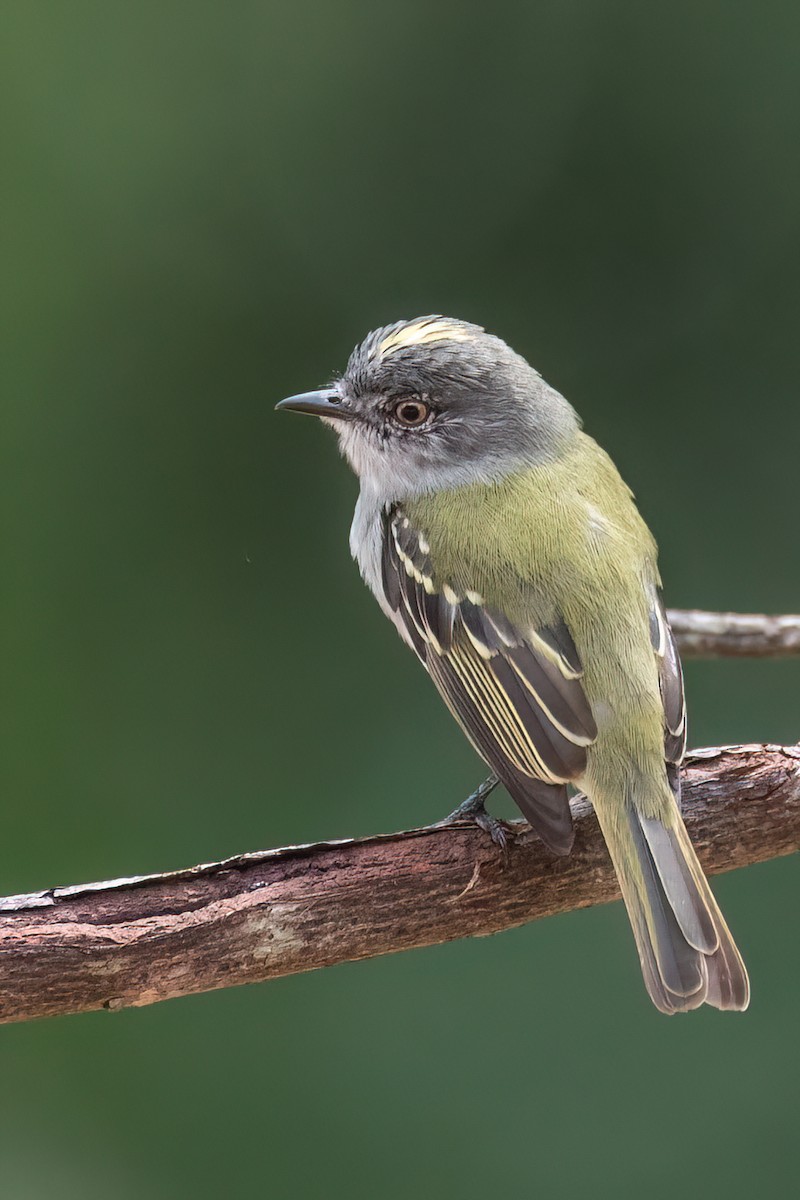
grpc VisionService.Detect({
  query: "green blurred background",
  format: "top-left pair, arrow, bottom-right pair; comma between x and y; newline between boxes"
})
2,1 -> 798,1196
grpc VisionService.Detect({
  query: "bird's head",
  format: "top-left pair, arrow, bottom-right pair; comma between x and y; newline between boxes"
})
276,316 -> 578,499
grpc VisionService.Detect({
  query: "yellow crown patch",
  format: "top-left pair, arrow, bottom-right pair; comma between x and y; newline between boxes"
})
378,318 -> 473,358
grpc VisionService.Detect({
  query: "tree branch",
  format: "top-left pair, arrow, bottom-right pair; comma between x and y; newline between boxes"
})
668,609 -> 800,657
1,743 -> 798,1025
1,609 -> 796,1024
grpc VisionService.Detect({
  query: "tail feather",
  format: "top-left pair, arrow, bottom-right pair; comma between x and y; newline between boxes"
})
705,936 -> 750,1010
639,815 -> 718,954
626,888 -> 704,1012
595,798 -> 750,1014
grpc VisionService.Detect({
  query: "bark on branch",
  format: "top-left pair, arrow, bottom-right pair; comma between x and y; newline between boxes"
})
668,608 -> 800,657
1,609 -> 797,1024
1,743 -> 798,1025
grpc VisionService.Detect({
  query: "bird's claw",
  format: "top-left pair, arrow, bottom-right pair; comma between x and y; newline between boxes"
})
470,808 -> 510,855
433,774 -> 509,860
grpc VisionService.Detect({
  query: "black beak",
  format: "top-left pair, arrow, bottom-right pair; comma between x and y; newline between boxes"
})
275,388 -> 352,421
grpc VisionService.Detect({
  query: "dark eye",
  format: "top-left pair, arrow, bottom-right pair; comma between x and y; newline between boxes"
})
391,397 -> 432,427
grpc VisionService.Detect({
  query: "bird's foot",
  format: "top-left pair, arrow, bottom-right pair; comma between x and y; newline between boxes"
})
432,774 -> 508,855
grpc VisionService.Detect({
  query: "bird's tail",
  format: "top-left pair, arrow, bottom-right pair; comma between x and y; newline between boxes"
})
593,792 -> 750,1013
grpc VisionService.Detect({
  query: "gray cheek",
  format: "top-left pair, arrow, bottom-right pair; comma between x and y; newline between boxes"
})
338,416 -> 549,502
336,424 -> 383,480
336,423 -> 417,496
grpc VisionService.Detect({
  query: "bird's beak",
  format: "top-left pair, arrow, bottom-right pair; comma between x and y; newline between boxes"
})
275,388 -> 352,421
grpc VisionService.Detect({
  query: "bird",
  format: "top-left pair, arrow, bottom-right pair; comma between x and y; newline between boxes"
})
276,315 -> 750,1013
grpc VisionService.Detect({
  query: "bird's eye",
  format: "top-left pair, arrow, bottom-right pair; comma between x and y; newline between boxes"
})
391,397 -> 432,427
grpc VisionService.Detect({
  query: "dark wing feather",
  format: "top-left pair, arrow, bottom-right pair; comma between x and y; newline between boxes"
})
649,593 -> 687,804
427,653 -> 577,853
382,508 -> 598,855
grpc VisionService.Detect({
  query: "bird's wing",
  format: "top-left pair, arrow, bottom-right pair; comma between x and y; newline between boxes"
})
649,594 -> 687,803
381,506 -> 597,854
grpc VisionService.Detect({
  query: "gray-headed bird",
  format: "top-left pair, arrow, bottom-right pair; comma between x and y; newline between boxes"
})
277,316 -> 749,1013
